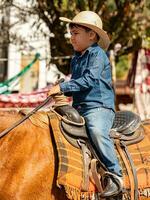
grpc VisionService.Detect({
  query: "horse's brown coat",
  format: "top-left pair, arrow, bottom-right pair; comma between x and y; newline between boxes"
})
0,110 -> 68,200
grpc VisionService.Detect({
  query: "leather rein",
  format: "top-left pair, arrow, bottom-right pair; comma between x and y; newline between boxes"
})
0,95 -> 53,139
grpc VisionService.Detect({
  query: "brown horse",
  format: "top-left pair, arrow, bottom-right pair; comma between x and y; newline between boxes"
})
0,109 -> 150,200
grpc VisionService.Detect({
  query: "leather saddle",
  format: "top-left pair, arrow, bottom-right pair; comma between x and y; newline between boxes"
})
54,105 -> 144,197
54,105 -> 143,148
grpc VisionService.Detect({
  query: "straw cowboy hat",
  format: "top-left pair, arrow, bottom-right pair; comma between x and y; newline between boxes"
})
59,11 -> 110,50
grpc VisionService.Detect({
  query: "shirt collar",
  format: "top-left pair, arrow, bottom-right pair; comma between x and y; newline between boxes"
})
74,43 -> 98,58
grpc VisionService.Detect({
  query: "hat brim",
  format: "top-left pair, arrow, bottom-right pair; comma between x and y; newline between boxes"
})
59,17 -> 110,50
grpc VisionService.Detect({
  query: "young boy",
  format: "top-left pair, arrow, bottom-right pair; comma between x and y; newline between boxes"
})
48,11 -> 123,197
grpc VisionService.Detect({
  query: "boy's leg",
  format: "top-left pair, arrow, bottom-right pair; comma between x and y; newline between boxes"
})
81,107 -> 123,197
82,107 -> 122,176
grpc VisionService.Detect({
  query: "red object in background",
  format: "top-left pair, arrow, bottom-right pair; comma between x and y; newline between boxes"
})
145,76 -> 150,85
145,49 -> 150,71
0,91 -> 49,108
0,91 -> 71,108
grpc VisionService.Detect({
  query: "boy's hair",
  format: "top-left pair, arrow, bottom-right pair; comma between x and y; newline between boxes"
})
69,23 -> 100,41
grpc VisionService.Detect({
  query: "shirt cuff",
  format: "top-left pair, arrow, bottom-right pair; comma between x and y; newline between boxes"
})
59,82 -> 70,93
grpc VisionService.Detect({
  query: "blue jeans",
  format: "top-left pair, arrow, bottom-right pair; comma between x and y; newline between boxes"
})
78,107 -> 122,177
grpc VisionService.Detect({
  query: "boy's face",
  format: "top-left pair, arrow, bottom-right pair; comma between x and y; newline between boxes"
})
70,26 -> 94,54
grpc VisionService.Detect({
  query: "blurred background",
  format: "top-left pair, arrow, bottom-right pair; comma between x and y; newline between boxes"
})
0,0 -> 149,120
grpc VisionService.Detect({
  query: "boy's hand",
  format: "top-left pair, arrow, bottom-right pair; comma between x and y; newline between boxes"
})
48,84 -> 61,96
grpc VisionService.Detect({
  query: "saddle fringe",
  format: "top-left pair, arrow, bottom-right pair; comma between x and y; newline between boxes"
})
123,188 -> 150,199
64,185 -> 100,200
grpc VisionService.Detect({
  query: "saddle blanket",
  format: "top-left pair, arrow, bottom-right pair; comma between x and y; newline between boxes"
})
49,114 -> 150,199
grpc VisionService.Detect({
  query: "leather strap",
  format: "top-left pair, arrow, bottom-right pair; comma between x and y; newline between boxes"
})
121,141 -> 139,200
78,140 -> 91,192
115,140 -> 135,200
90,159 -> 103,193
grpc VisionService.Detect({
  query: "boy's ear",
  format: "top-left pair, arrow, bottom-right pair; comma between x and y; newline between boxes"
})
89,30 -> 97,40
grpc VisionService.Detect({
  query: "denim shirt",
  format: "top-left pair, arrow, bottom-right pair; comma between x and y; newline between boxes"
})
60,43 -> 115,111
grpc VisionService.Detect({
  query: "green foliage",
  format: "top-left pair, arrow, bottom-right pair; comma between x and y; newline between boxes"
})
2,0 -> 149,57
46,0 -> 149,56
116,55 -> 130,79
